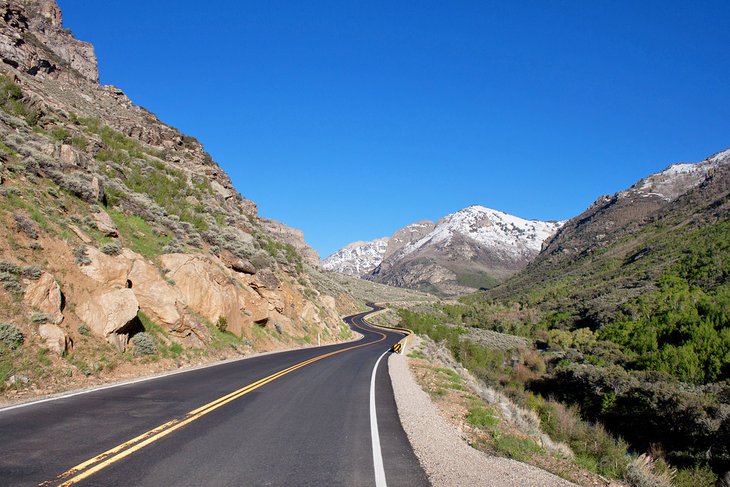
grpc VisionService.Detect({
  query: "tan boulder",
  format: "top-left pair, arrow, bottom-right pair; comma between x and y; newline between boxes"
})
301,301 -> 321,325
255,269 -> 280,290
38,323 -> 69,355
23,272 -> 63,324
59,144 -> 78,166
320,295 -> 337,311
258,288 -> 285,314
168,312 -> 210,348
80,246 -> 132,286
79,248 -> 211,344
68,224 -> 93,244
76,288 -> 139,350
211,180 -> 232,200
90,176 -> 101,202
240,287 -> 270,325
161,253 -> 254,336
220,250 -> 256,275
92,208 -> 118,237
128,258 -> 181,328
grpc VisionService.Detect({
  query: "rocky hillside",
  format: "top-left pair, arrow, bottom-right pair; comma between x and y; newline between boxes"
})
488,148 -> 730,327
327,206 -> 562,296
0,0 -> 358,400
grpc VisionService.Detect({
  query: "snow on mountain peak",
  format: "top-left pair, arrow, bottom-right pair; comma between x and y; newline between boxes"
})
321,237 -> 389,276
400,205 -> 563,259
625,150 -> 729,202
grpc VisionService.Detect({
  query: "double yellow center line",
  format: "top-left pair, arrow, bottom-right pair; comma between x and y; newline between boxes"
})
41,315 -> 386,487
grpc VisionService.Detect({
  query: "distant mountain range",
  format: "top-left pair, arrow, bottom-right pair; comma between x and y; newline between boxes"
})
323,206 -> 564,295
323,149 -> 730,298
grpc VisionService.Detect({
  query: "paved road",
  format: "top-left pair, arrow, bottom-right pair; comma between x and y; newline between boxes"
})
0,305 -> 429,486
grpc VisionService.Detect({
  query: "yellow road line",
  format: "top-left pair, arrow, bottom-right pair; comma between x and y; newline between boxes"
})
43,316 -> 389,487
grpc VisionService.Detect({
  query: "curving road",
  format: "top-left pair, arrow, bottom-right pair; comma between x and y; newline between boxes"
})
0,305 -> 429,486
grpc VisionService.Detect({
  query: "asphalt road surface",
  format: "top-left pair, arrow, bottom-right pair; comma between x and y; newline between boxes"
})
0,304 -> 429,486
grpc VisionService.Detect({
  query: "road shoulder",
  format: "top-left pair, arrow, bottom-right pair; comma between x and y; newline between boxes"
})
388,336 -> 578,487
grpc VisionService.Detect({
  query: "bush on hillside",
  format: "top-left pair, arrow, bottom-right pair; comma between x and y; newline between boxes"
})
0,323 -> 24,349
131,332 -> 156,355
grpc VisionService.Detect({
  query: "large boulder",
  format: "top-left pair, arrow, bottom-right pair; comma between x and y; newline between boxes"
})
220,250 -> 256,275
79,248 -> 210,345
79,246 -> 132,285
92,208 -> 118,237
38,323 -> 69,355
128,258 -> 180,327
23,272 -> 63,324
161,253 -> 268,336
76,288 -> 139,350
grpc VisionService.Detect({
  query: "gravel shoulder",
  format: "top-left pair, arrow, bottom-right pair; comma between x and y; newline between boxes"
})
388,337 -> 577,487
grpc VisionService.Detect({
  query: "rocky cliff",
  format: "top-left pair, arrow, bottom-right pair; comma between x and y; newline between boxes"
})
0,0 -> 356,399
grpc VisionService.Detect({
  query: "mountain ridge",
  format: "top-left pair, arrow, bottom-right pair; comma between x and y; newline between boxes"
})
488,147 -> 730,327
324,205 -> 563,295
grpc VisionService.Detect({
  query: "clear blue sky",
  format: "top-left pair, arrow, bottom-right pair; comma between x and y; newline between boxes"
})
59,1 -> 730,258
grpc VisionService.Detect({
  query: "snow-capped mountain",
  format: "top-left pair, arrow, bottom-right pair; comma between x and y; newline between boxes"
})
621,148 -> 730,202
321,237 -> 389,276
324,206 -> 564,295
397,206 -> 563,263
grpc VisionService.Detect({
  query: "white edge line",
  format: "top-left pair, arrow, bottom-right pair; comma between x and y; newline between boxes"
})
0,326 -> 366,414
370,349 -> 389,487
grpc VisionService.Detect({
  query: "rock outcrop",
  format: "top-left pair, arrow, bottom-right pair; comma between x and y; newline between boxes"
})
37,323 -> 68,354
260,218 -> 321,267
91,208 -> 118,237
23,271 -> 63,324
76,288 -> 139,351
0,0 -> 99,83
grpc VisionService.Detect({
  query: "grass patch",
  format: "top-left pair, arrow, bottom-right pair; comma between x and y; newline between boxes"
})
466,404 -> 499,428
108,210 -> 172,260
208,321 -> 244,350
407,349 -> 426,359
490,432 -> 544,461
338,325 -> 353,340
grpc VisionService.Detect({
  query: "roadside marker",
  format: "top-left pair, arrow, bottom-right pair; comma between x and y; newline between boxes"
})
393,343 -> 402,353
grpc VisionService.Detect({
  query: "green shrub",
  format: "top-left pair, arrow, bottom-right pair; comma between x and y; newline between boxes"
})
14,213 -> 39,239
491,432 -> 543,462
131,332 -> 157,355
466,405 -> 499,428
50,127 -> 70,143
162,239 -> 185,254
625,453 -> 675,487
74,246 -> 91,266
21,266 -> 42,280
31,312 -> 48,324
672,464 -> 717,487
0,323 -> 24,349
0,271 -> 21,295
0,261 -> 20,274
78,323 -> 90,335
99,242 -> 122,256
